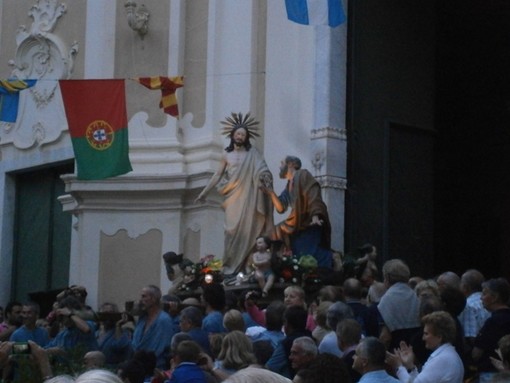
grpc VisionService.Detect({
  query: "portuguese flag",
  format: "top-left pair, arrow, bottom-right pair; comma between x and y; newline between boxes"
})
60,79 -> 133,180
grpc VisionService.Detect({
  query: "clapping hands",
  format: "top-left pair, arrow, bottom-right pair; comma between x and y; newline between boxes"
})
386,341 -> 416,371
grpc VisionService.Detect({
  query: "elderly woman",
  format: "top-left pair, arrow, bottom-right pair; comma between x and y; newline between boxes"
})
386,311 -> 464,383
414,280 -> 440,300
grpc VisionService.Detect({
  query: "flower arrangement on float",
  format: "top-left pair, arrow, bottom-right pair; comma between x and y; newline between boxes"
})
177,254 -> 223,291
176,250 -> 324,294
272,249 -> 322,293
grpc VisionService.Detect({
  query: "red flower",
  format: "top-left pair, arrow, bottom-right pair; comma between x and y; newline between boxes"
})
281,268 -> 293,280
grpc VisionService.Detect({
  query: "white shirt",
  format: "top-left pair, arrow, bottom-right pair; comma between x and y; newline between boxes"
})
458,291 -> 490,338
318,331 -> 342,357
396,343 -> 464,383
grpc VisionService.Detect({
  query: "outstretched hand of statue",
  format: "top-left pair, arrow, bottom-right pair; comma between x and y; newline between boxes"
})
259,185 -> 270,194
259,172 -> 273,189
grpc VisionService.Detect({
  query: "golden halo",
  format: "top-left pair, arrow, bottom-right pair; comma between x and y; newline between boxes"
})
220,112 -> 260,138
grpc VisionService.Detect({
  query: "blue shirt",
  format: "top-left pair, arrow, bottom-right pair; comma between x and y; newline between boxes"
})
251,330 -> 285,350
10,326 -> 49,347
168,362 -> 207,383
359,370 -> 400,383
318,331 -> 342,356
242,312 -> 259,329
132,310 -> 174,369
97,328 -> 133,367
187,327 -> 211,355
170,314 -> 181,335
46,321 -> 98,351
266,330 -> 312,379
202,311 -> 225,334
266,340 -> 291,378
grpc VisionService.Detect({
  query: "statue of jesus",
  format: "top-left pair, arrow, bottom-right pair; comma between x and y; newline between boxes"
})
195,113 -> 274,275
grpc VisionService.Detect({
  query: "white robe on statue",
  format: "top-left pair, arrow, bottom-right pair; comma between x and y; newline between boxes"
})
217,148 -> 274,274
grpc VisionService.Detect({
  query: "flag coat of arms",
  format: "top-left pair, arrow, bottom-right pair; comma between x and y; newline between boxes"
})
60,79 -> 132,180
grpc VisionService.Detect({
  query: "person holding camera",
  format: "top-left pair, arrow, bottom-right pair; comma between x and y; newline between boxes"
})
45,296 -> 98,355
55,285 -> 96,322
0,340 -> 54,381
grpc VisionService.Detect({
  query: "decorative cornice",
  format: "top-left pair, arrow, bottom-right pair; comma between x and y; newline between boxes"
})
310,126 -> 346,140
315,175 -> 347,190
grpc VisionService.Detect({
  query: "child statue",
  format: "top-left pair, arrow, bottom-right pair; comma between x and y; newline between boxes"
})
249,236 -> 275,297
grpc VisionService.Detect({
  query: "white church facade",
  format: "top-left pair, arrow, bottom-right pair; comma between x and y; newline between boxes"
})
0,0 -> 347,309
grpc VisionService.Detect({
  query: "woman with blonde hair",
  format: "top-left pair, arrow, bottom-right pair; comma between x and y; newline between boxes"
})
283,285 -> 306,308
211,330 -> 257,380
386,311 -> 464,383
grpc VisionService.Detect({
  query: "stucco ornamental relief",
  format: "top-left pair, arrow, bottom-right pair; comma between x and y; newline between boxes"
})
1,0 -> 78,150
310,126 -> 347,190
312,150 -> 325,175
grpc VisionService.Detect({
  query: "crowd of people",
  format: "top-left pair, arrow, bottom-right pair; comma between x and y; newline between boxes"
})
0,255 -> 510,383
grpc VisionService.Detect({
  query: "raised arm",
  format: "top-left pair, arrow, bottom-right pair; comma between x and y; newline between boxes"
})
56,307 -> 92,334
195,156 -> 228,203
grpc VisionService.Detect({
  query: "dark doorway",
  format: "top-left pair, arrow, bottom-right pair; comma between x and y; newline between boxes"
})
346,0 -> 436,276
434,0 -> 510,279
346,0 -> 510,279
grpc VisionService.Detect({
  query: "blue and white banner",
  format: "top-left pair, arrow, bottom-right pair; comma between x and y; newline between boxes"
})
285,0 -> 346,28
0,79 -> 36,123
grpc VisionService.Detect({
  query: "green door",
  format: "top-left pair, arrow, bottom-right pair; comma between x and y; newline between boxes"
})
12,163 -> 74,305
